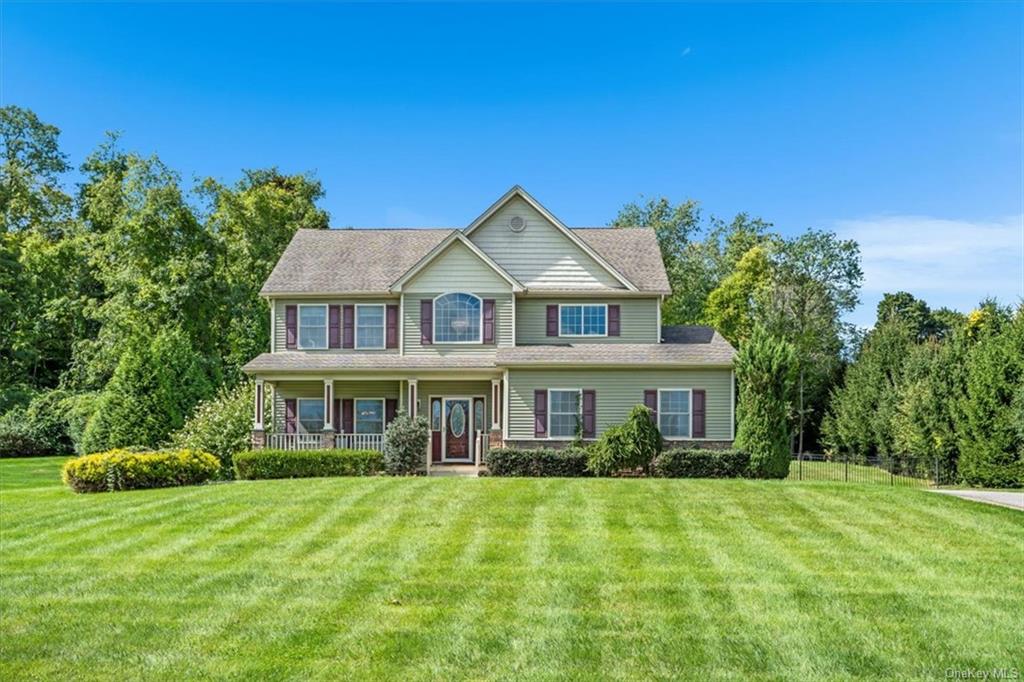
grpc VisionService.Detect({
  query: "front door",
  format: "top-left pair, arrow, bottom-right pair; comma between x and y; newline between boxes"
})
444,399 -> 470,460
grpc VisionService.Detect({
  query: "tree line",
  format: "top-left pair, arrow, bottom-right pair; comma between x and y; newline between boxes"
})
2,105 -> 1021,486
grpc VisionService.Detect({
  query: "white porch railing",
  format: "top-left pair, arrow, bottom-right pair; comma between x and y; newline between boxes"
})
335,433 -> 386,451
267,433 -> 323,450
265,432 -> 386,452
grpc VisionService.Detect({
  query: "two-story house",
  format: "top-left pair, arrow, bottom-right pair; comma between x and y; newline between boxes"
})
243,186 -> 736,467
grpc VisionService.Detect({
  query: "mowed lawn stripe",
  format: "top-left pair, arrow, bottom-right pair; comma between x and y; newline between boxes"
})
2,458 -> 1022,680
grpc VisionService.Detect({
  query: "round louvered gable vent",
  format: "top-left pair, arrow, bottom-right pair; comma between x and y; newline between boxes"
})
508,215 -> 526,232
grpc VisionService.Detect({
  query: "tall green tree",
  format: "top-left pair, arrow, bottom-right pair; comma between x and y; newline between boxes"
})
735,328 -> 797,478
199,169 -> 329,379
758,230 -> 862,453
703,245 -> 771,347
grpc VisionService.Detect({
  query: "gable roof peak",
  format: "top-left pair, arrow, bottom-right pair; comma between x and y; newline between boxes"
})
464,185 -> 639,291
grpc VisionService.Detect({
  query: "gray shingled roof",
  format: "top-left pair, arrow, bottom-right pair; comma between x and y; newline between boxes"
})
571,228 -> 671,294
260,229 -> 452,295
243,352 -> 498,373
496,341 -> 734,368
260,226 -> 670,295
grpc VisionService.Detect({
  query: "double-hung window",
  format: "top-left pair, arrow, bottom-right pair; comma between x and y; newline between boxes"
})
355,398 -> 385,434
559,304 -> 607,337
549,389 -> 582,439
297,398 -> 325,433
356,305 -> 385,349
298,305 -> 328,349
659,389 -> 691,439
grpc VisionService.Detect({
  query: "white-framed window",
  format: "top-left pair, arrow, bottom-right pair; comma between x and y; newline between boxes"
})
548,389 -> 582,439
659,389 -> 692,439
356,304 -> 385,349
355,398 -> 385,434
434,292 -> 482,344
559,304 -> 607,337
297,398 -> 325,433
298,304 -> 328,349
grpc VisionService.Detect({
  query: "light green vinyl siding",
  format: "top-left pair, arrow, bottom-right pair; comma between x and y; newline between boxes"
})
403,240 -> 513,293
272,299 -> 400,355
468,196 -> 624,290
506,368 -> 733,441
272,380 -> 401,432
417,380 -> 493,432
516,297 -> 660,344
403,293 -> 513,356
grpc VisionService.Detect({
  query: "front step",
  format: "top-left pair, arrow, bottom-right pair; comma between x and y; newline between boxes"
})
428,464 -> 485,477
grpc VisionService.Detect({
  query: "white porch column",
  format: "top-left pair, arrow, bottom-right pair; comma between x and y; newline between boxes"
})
491,379 -> 501,430
407,379 -> 418,418
323,379 -> 334,431
253,379 -> 265,430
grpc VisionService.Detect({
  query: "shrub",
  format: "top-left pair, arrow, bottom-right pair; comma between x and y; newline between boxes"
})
62,448 -> 220,493
81,329 -> 216,455
172,382 -> 255,478
233,448 -> 383,480
0,390 -> 75,457
735,328 -> 796,479
485,447 -> 590,477
621,404 -> 662,471
653,449 -> 751,478
382,410 -> 429,475
587,425 -> 630,476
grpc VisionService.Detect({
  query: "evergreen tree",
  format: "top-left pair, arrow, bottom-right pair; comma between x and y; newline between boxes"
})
735,328 -> 796,478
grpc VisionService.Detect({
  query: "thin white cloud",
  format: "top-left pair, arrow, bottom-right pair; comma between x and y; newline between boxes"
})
680,47 -> 692,57
833,214 -> 1024,325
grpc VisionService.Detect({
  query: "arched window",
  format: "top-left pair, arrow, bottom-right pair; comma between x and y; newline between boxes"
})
433,293 -> 482,343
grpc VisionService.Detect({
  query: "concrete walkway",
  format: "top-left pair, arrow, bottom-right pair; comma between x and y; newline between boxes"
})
931,489 -> 1024,511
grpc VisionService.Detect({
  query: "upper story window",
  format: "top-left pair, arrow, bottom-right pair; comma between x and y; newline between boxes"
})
560,304 -> 607,337
659,389 -> 691,439
434,293 -> 482,343
356,305 -> 385,349
298,305 -> 328,349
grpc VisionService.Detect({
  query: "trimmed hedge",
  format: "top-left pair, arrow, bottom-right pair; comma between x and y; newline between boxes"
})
62,448 -> 220,493
485,447 -> 590,477
653,448 -> 750,479
234,448 -> 383,480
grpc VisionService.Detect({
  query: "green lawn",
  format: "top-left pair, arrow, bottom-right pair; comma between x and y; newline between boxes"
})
2,458 -> 1021,680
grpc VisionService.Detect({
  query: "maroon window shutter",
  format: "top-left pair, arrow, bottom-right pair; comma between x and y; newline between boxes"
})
644,390 -> 658,424
285,306 -> 297,349
385,398 -> 398,425
582,390 -> 596,439
285,398 -> 297,434
342,305 -> 354,349
333,398 -> 341,433
608,305 -> 620,337
692,389 -> 706,439
483,299 -> 495,344
328,305 -> 341,348
420,299 -> 433,345
546,305 -> 558,337
386,304 -> 399,348
342,399 -> 354,434
534,390 -> 547,438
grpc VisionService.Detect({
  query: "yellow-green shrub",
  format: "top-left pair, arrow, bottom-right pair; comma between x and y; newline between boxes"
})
62,448 -> 220,493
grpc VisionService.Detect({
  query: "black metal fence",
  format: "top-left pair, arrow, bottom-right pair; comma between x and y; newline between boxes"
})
788,453 -> 954,487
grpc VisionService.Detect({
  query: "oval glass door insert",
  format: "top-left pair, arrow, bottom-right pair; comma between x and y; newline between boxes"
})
449,402 -> 466,438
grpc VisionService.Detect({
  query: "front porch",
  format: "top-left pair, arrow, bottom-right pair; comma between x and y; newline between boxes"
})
250,376 -> 504,471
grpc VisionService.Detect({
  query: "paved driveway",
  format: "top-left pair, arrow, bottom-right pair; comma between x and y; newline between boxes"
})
932,489 -> 1024,511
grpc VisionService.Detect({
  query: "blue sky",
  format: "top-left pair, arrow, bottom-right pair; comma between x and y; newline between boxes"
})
4,2 -> 1022,325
